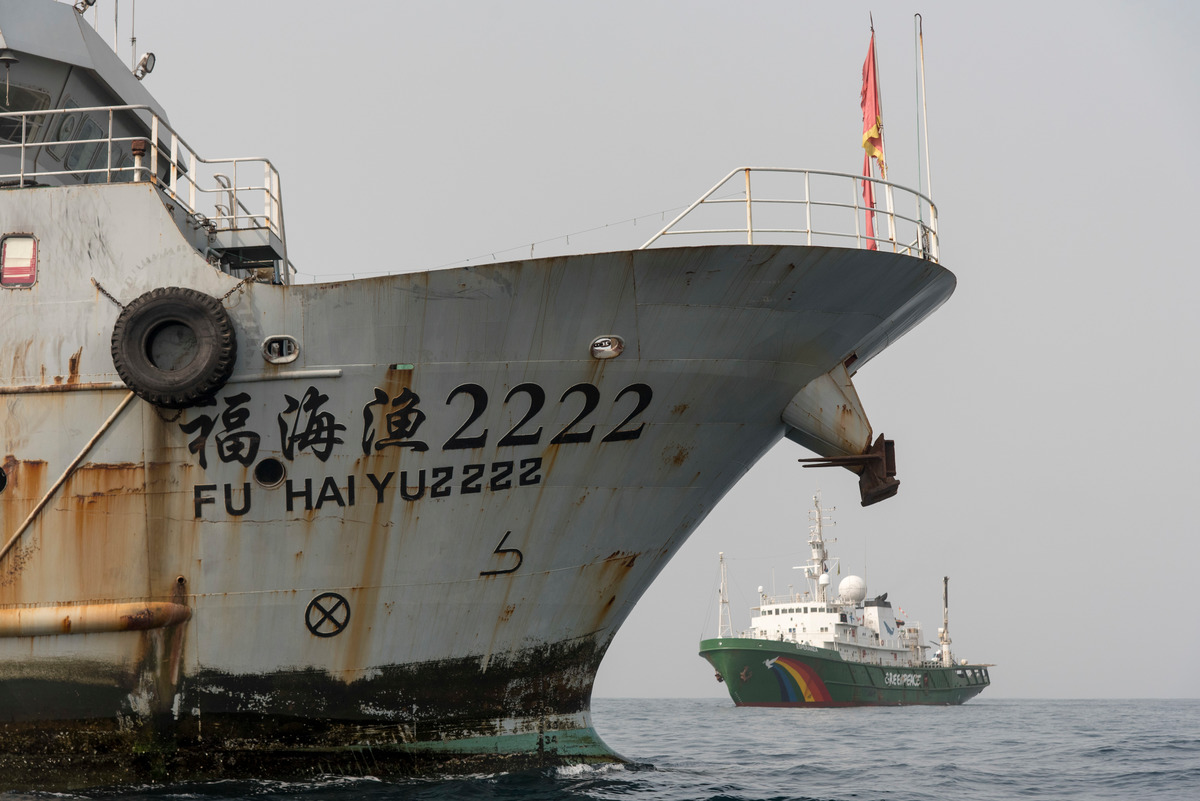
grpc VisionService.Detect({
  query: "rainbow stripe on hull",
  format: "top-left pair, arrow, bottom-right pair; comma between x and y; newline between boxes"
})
768,655 -> 832,703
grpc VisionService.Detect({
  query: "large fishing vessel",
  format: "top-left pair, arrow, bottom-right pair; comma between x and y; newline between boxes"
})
0,0 -> 955,788
700,494 -> 991,706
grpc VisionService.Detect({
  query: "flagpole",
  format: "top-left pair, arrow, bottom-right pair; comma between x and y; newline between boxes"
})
916,13 -> 936,260
861,19 -> 878,251
917,14 -> 933,201
913,15 -> 924,202
872,19 -> 898,250
869,14 -> 881,179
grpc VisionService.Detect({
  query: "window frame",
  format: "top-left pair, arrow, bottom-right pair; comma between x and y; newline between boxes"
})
0,84 -> 52,144
1,234 -> 39,288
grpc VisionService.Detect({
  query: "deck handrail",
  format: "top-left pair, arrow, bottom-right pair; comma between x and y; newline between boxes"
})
639,166 -> 939,262
0,104 -> 286,274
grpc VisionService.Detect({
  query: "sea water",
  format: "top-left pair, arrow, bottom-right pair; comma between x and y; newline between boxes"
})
3,698 -> 1197,800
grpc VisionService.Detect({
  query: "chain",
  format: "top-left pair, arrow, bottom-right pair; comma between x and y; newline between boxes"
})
219,276 -> 258,303
92,275 -> 257,309
90,278 -> 125,310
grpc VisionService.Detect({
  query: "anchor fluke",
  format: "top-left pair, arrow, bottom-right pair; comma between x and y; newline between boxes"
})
799,434 -> 899,507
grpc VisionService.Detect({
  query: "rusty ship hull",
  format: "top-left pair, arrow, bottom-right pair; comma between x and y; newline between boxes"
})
0,183 -> 953,786
0,0 -> 955,788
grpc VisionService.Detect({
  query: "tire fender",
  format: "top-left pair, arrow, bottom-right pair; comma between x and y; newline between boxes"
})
110,287 -> 237,408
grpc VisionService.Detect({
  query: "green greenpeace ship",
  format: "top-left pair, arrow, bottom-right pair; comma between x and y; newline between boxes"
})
700,494 -> 991,706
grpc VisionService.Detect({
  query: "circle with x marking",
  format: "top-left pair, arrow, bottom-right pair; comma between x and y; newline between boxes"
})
305,592 -> 351,637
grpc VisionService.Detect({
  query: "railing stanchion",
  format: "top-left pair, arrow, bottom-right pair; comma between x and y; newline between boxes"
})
885,183 -> 897,252
264,162 -> 272,229
188,151 -> 197,212
150,114 -> 159,183
852,175 -> 861,248
231,160 -> 239,228
804,171 -> 812,247
744,168 -> 753,245
169,133 -> 178,199
929,204 -> 939,262
105,109 -> 113,183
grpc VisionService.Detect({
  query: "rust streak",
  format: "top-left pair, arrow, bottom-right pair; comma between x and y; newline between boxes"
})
67,347 -> 83,384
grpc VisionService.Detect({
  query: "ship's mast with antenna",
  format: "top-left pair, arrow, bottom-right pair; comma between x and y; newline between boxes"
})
130,0 -> 137,70
716,552 -> 733,638
939,575 -> 953,666
797,492 -> 836,602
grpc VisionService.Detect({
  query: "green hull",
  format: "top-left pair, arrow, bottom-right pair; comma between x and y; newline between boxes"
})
700,638 -> 990,707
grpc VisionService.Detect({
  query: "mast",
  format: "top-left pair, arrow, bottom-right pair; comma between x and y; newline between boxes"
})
939,575 -> 953,666
717,552 -> 733,638
798,492 -> 835,602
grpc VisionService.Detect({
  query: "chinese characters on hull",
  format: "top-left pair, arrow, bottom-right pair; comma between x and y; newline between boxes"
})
185,380 -> 653,519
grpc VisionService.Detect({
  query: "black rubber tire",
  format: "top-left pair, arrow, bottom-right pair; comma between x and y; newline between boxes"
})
111,287 -> 237,408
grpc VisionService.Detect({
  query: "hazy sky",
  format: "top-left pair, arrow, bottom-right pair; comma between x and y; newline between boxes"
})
119,0 -> 1199,700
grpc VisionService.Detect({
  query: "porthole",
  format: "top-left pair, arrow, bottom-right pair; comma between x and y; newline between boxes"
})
254,457 -> 286,488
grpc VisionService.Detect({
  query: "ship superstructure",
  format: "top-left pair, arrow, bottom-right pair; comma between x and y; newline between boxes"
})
749,494 -> 929,666
0,0 -> 955,787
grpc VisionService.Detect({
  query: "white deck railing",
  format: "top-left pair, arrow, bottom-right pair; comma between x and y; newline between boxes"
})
640,167 -> 939,263
0,104 -> 286,268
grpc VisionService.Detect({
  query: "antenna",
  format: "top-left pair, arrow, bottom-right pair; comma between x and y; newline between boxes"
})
716,552 -> 733,638
130,0 -> 136,70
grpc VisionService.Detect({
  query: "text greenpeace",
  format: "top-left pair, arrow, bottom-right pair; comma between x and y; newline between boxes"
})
884,672 -> 924,688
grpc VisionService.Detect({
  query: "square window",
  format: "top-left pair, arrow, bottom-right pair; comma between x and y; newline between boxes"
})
1,236 -> 37,287
0,86 -> 51,143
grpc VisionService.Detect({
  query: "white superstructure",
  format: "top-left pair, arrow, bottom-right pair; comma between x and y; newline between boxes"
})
740,494 -> 939,668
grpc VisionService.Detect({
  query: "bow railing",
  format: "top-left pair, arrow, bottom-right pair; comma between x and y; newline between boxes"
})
640,167 -> 938,262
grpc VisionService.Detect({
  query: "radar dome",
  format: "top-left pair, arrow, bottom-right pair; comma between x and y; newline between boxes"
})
838,575 -> 868,603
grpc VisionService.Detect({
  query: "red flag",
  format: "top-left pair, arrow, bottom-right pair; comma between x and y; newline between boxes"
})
860,32 -> 885,250
861,33 -> 885,171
